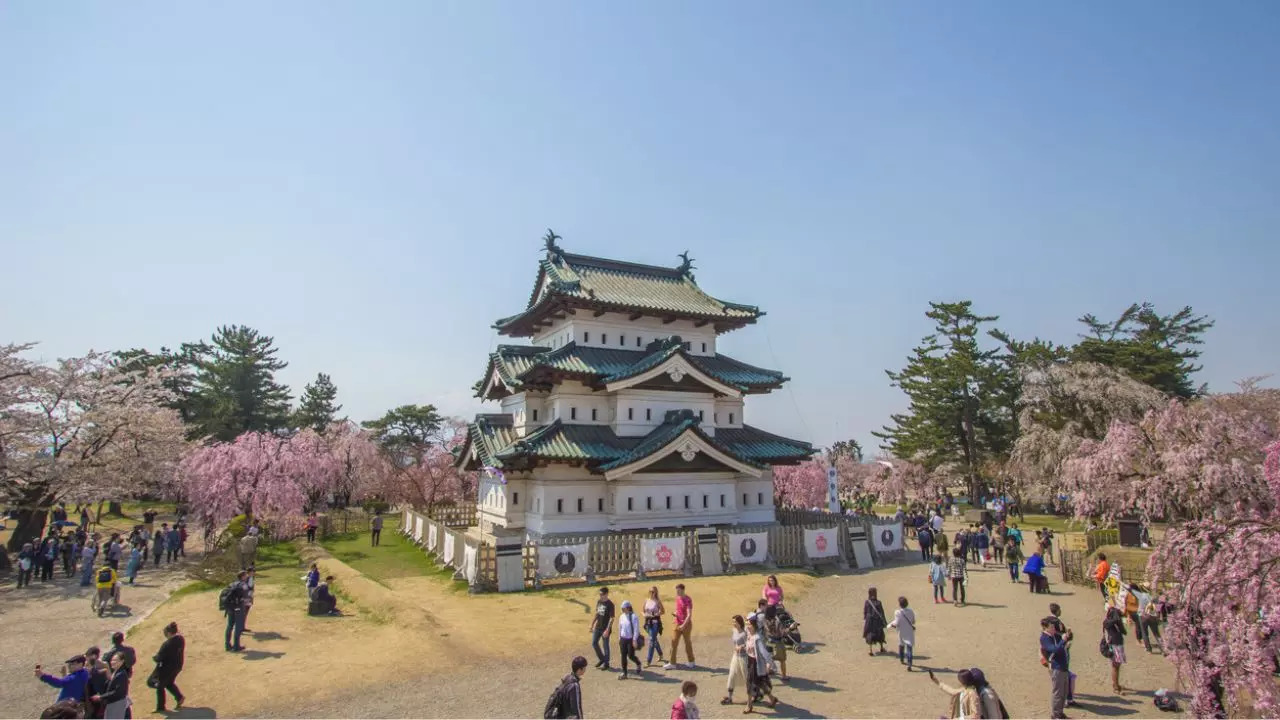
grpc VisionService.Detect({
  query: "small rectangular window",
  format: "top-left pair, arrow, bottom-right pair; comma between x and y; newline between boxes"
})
758,492 -> 764,505
627,498 -> 634,511
532,409 -> 539,421
743,493 -> 749,506
714,413 -> 718,423
701,343 -> 707,352
602,334 -> 607,345
729,412 -> 734,424
703,495 -> 708,508
620,335 -> 625,346
636,336 -> 642,347
627,407 -> 634,420
646,497 -> 653,510
557,499 -> 563,513
583,332 -> 589,343
570,407 -> 577,420
645,408 -> 652,421
513,492 -> 519,505
591,408 -> 597,421
577,498 -> 583,513
598,498 -> 604,512
684,495 -> 690,509
698,410 -> 704,420
536,498 -> 541,512
665,496 -> 671,509
720,494 -> 726,507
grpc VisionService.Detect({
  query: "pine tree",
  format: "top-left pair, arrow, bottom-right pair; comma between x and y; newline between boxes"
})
827,439 -> 864,463
874,301 -> 1010,501
188,325 -> 292,441
362,404 -> 445,462
1072,302 -> 1213,398
294,372 -> 342,433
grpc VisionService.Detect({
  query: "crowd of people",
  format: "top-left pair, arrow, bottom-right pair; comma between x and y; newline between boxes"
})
32,626 -> 186,719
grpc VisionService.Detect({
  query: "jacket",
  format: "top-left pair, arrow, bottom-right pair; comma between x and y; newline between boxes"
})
39,668 -> 89,702
224,581 -> 248,614
937,681 -> 983,719
104,644 -> 137,674
557,674 -> 583,719
671,696 -> 700,719
1023,554 -> 1045,576
154,635 -> 186,679
100,668 -> 131,719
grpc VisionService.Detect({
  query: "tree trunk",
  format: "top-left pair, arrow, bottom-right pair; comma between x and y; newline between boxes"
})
6,507 -> 48,552
108,501 -> 124,516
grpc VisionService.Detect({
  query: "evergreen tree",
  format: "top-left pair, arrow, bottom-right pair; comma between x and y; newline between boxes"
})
113,345 -> 202,424
874,301 -> 1010,501
362,404 -> 446,462
188,325 -> 292,441
827,439 -> 864,463
1072,302 -> 1214,398
293,372 -> 342,433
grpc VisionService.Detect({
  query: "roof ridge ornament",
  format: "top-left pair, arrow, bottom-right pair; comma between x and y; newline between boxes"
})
677,250 -> 696,279
543,229 -> 564,261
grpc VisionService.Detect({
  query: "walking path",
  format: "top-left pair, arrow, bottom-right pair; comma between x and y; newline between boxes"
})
0,513 -> 200,716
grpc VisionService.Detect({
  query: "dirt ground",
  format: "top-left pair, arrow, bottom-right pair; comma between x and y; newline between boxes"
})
5,528 -> 1183,719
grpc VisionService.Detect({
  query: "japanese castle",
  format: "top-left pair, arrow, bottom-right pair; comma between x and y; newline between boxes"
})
458,231 -> 813,539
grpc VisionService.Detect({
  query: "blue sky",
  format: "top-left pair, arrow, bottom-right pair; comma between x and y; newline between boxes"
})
3,1 -> 1278,452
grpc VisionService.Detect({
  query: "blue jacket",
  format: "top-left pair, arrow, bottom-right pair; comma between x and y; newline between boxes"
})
1024,554 -> 1045,576
40,668 -> 89,702
1040,633 -> 1070,671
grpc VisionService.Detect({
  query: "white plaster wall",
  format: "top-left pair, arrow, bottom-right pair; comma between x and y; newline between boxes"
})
546,381 -> 612,425
532,312 -> 717,356
611,389 -> 717,437
714,398 -> 745,428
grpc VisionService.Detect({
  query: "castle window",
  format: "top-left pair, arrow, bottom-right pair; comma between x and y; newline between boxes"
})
743,493 -> 749,506
636,336 -> 642,347
698,410 -> 704,421
645,408 -> 651,421
591,408 -> 597,421
602,334 -> 607,345
627,498 -> 634,511
577,498 -> 583,513
684,495 -> 690,509
628,408 -> 634,420
703,495 -> 708,508
720,494 -> 726,507
513,492 -> 519,506
557,499 -> 563,513
646,497 -> 653,510
729,412 -> 734,424
536,498 -> 541,512
583,332 -> 590,343
570,407 -> 577,420
598,498 -> 604,512
758,492 -> 764,505
665,496 -> 671,509
620,335 -> 625,346
714,413 -> 718,423
532,409 -> 539,421
701,343 -> 707,353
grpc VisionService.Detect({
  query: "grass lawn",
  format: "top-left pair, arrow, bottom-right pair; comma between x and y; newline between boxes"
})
319,517 -> 444,585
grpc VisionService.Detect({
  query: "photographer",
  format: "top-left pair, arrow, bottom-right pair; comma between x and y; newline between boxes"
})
34,655 -> 89,704
1039,617 -> 1073,719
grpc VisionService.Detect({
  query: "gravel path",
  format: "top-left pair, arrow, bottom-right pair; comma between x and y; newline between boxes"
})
288,556 -> 1182,719
0,519 -> 200,717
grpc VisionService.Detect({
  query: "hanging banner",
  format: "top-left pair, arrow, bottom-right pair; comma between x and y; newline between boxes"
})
804,527 -> 840,559
827,466 -> 840,513
641,537 -> 687,572
538,542 -> 590,578
872,522 -> 904,553
414,516 -> 424,541
728,531 -> 769,565
442,532 -> 456,567
463,544 -> 478,584
428,524 -> 439,551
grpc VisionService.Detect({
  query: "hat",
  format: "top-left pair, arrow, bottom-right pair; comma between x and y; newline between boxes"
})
65,655 -> 86,665
621,600 -> 632,609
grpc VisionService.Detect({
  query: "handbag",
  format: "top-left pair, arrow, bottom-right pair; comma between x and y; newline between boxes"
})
146,667 -> 160,689
1098,637 -> 1113,659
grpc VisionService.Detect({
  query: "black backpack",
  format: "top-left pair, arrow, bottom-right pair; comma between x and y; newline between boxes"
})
97,567 -> 113,584
543,678 -> 571,719
218,584 -> 236,612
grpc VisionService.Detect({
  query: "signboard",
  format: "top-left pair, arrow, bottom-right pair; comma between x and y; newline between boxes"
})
1062,533 -> 1089,551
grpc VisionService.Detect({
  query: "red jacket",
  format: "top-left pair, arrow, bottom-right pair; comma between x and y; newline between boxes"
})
670,698 -> 693,720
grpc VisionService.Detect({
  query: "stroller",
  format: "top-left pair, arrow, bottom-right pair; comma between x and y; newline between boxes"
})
775,604 -> 808,652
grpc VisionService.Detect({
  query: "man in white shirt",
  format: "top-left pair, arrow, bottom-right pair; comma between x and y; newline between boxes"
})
930,512 -> 944,535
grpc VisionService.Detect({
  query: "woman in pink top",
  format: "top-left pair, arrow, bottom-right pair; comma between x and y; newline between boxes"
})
762,575 -> 784,606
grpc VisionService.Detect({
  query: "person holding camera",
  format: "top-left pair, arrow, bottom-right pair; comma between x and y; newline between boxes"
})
1040,616 -> 1073,719
34,655 -> 89,704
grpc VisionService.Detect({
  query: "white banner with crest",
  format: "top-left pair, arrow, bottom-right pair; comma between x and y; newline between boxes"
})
463,544 -> 478,584
428,524 -> 439,551
728,531 -> 769,565
872,522 -> 904,553
442,532 -> 455,567
414,516 -> 424,541
804,527 -> 840,559
538,542 -> 589,578
641,537 -> 687,572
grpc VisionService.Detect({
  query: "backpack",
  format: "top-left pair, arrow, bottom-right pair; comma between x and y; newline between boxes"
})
97,567 -> 113,584
542,679 -> 568,719
218,584 -> 236,612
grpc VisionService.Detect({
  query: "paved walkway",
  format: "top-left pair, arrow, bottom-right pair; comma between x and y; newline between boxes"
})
0,518 -> 200,716
289,555 -> 1180,719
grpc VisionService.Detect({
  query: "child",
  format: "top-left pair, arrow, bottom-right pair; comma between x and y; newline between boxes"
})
929,554 -> 947,603
888,596 -> 916,671
1004,537 -> 1022,583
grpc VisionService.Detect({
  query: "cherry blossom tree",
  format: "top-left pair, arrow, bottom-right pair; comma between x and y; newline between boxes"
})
772,459 -> 828,509
180,431 -> 327,532
360,418 -> 474,510
2,346 -> 188,553
832,455 -> 938,506
1061,389 -> 1280,715
322,420 -> 386,508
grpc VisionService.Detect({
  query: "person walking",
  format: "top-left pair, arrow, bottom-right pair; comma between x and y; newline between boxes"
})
241,566 -> 257,633
151,529 -> 164,567
1103,606 -> 1127,693
80,542 -> 98,587
305,513 -> 319,544
545,656 -> 587,720
917,526 -> 934,562
762,575 -> 784,607
1123,585 -> 1148,648
862,587 -> 888,656
152,622 -> 186,713
92,651 -> 131,718
744,616 -> 777,712
1141,595 -> 1165,653
589,586 -> 615,671
617,600 -> 643,680
16,542 -> 36,588
1040,616 -> 1073,719
888,596 -> 916,671
763,605 -> 790,682
177,522 -> 187,558
929,669 -> 982,719
165,524 -> 181,563
1092,553 -> 1111,600
929,554 -> 947,603
223,570 -> 249,652
106,535 -> 122,570
671,680 -> 700,719
125,545 -> 143,585
61,535 -> 76,578
142,509 -> 157,536
643,586 -> 666,667
665,584 -> 695,670
947,549 -> 968,607
1005,537 -> 1023,583
992,524 -> 1006,565
40,536 -> 58,582
104,632 -> 137,677
721,615 -> 749,706
1024,551 -> 1047,593
370,511 -> 384,547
